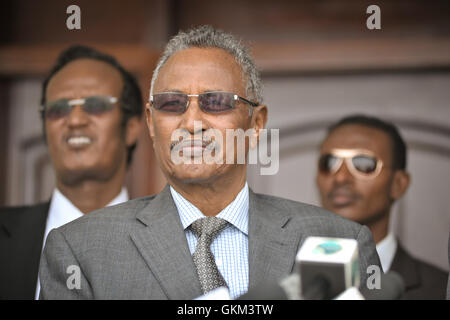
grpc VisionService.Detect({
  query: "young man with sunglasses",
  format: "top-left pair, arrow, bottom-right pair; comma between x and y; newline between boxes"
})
0,45 -> 142,299
316,114 -> 448,299
39,26 -> 381,300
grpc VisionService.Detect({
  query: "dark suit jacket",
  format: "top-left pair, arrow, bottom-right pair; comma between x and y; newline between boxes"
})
39,186 -> 381,299
447,234 -> 450,300
0,203 -> 49,299
391,242 -> 448,300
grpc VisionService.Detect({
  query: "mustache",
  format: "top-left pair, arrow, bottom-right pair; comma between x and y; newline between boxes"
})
327,185 -> 362,200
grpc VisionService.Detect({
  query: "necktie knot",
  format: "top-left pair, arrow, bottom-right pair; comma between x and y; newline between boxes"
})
190,217 -> 228,241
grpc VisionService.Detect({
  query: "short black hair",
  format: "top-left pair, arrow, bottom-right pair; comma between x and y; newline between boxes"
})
327,114 -> 407,170
40,45 -> 143,165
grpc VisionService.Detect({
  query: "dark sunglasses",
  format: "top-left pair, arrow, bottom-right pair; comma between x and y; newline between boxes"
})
150,91 -> 258,114
318,148 -> 383,179
42,95 -> 118,120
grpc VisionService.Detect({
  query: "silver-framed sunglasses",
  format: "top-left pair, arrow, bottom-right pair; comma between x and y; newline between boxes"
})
318,148 -> 384,179
41,95 -> 119,120
150,91 -> 258,114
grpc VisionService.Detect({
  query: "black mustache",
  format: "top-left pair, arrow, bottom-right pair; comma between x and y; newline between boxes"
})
327,186 -> 361,200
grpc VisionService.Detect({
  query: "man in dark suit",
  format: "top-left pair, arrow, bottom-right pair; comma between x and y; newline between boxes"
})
316,114 -> 448,299
39,26 -> 381,300
0,45 -> 143,299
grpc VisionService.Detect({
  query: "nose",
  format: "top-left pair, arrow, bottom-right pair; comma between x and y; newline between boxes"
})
333,160 -> 354,184
66,104 -> 89,128
179,96 -> 208,135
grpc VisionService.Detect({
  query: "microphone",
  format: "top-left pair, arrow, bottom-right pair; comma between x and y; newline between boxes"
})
334,287 -> 365,300
238,236 -> 402,300
296,236 -> 360,300
238,273 -> 301,300
238,272 -> 404,300
360,271 -> 405,300
239,236 -> 360,300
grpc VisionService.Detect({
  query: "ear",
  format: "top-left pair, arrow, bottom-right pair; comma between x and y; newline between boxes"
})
250,105 -> 268,146
125,115 -> 143,147
145,103 -> 155,140
390,170 -> 410,201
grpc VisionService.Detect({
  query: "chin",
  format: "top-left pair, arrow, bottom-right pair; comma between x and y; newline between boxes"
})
328,206 -> 360,221
171,164 -> 223,184
57,165 -> 112,186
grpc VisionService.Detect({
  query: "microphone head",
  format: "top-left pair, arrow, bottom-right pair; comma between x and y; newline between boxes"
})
296,237 -> 360,299
360,271 -> 405,300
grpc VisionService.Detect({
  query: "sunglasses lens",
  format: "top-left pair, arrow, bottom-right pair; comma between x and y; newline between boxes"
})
153,93 -> 187,113
319,154 -> 339,173
45,99 -> 71,119
84,96 -> 115,115
352,155 -> 377,174
199,92 -> 234,113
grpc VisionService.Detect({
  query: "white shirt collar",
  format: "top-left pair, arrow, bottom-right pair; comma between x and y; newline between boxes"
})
169,183 -> 249,235
376,233 -> 397,272
44,187 -> 129,244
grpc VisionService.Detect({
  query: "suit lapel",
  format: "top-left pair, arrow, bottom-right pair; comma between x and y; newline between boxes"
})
248,189 -> 302,289
130,185 -> 202,299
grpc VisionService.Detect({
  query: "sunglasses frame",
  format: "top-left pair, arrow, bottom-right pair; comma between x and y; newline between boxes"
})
41,95 -> 119,119
319,148 -> 384,180
149,91 -> 259,115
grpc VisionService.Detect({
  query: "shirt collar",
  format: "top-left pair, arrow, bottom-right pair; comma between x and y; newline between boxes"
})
107,187 -> 129,207
170,183 -> 249,235
376,233 -> 397,272
46,187 -> 129,231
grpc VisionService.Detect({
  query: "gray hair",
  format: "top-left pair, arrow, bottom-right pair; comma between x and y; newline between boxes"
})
150,25 -> 263,105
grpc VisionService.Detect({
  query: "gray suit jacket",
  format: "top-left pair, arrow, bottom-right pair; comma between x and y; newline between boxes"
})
39,185 -> 381,299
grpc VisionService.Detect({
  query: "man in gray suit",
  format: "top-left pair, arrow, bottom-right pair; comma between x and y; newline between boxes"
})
39,25 -> 381,300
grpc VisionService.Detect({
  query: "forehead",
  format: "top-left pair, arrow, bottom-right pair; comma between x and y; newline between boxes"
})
321,124 -> 393,161
46,58 -> 123,100
154,47 -> 244,94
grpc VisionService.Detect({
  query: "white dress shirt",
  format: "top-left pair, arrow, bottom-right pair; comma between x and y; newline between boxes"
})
376,233 -> 397,273
170,183 -> 249,299
35,187 -> 129,299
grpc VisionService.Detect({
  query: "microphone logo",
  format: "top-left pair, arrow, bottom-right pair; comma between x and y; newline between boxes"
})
313,240 -> 342,255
